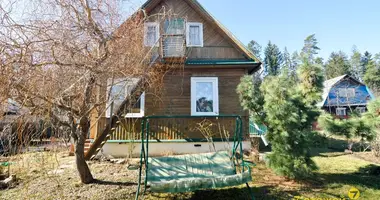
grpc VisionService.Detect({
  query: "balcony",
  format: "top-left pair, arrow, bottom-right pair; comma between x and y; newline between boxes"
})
160,19 -> 186,60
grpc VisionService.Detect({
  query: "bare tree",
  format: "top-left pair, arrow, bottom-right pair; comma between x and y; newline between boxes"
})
0,0 -> 179,183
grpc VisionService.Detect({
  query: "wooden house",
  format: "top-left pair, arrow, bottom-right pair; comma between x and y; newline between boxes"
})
318,74 -> 374,118
85,0 -> 261,159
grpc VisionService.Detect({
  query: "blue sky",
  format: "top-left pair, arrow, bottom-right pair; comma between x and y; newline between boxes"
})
197,0 -> 380,60
131,0 -> 380,60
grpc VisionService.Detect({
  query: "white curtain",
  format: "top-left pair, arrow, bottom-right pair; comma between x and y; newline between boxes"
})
189,25 -> 200,45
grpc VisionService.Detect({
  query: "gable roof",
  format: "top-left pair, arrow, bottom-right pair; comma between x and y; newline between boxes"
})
141,0 -> 261,64
317,74 -> 374,107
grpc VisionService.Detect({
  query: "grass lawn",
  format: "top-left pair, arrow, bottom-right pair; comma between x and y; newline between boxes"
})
1,149 -> 379,200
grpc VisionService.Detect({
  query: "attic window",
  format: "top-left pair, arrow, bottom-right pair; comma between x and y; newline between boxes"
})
106,78 -> 145,118
338,88 -> 355,98
186,22 -> 203,47
144,22 -> 159,47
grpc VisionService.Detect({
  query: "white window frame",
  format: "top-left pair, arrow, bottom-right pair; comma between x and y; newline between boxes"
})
106,78 -> 145,118
355,107 -> 366,114
124,92 -> 145,118
191,77 -> 219,116
144,22 -> 159,47
336,107 -> 347,116
186,22 -> 204,47
338,88 -> 355,98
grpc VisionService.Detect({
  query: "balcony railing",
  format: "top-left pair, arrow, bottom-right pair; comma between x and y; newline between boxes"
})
99,115 -> 243,142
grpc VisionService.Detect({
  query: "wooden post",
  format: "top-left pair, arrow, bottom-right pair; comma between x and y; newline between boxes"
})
89,109 -> 99,139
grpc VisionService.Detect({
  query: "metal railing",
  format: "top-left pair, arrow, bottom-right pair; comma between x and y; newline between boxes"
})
136,115 -> 246,196
249,119 -> 267,136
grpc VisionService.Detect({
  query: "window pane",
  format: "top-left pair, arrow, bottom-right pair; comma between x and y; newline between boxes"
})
165,19 -> 185,34
147,26 -> 156,46
110,85 -> 125,101
338,88 -> 347,97
195,82 -> 213,112
127,95 -> 142,114
189,25 -> 200,45
108,84 -> 126,116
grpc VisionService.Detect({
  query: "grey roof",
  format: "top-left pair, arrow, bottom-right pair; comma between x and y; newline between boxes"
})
317,74 -> 349,107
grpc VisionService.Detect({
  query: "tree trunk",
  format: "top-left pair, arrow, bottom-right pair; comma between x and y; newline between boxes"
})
73,117 -> 94,184
74,137 -> 94,183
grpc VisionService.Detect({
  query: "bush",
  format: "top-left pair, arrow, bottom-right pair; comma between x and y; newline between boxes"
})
318,111 -> 376,151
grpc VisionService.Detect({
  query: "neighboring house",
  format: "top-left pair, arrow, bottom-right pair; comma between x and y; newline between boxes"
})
86,0 -> 262,158
318,74 -> 374,118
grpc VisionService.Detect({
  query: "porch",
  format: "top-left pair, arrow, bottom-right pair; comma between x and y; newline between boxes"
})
89,115 -> 251,158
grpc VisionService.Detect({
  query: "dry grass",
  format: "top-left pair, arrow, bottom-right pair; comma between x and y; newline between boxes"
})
1,149 -> 380,200
0,150 -> 138,200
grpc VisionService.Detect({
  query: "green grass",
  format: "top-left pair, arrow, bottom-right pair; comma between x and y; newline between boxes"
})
144,151 -> 380,200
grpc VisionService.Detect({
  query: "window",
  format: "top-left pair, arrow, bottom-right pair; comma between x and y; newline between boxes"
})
191,77 -> 219,116
144,22 -> 159,47
186,22 -> 203,47
338,88 -> 355,97
165,19 -> 185,34
355,107 -> 366,114
163,19 -> 186,57
106,78 -> 145,118
336,107 -> 347,116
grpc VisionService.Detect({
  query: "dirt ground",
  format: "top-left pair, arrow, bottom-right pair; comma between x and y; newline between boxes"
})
1,149 -> 380,200
0,150 -> 140,200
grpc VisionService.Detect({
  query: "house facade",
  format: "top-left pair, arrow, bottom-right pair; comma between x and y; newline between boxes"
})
318,75 -> 374,118
85,0 -> 261,158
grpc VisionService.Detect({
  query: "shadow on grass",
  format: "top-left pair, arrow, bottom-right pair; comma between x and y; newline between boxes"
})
308,164 -> 380,191
309,133 -> 367,154
147,185 -> 301,200
93,179 -> 137,186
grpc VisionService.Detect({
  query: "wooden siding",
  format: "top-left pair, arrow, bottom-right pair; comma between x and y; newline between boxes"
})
91,67 -> 250,140
145,67 -> 249,138
186,47 -> 246,60
148,0 -> 246,60
145,68 -> 246,116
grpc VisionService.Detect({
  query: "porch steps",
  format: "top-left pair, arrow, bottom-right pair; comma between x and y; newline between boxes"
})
69,139 -> 92,156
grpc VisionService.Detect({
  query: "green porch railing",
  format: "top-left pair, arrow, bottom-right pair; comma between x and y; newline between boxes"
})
108,115 -> 243,142
249,119 -> 267,136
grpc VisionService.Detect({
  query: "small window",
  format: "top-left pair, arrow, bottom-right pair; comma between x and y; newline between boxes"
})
338,88 -> 355,97
191,77 -> 219,116
336,107 -> 347,116
186,22 -> 203,47
355,107 -> 366,114
106,78 -> 144,118
144,22 -> 159,47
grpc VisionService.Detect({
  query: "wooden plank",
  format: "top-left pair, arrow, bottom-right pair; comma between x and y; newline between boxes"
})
148,0 -> 245,60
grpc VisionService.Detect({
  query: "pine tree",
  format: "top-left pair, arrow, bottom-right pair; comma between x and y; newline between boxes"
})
350,46 -> 363,81
361,51 -> 372,77
301,34 -> 320,63
237,74 -> 265,123
291,51 -> 300,69
247,40 -> 262,60
325,51 -> 352,79
281,47 -> 298,81
262,57 -> 324,178
363,60 -> 380,93
315,57 -> 324,65
264,41 -> 283,76
237,36 -> 324,179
